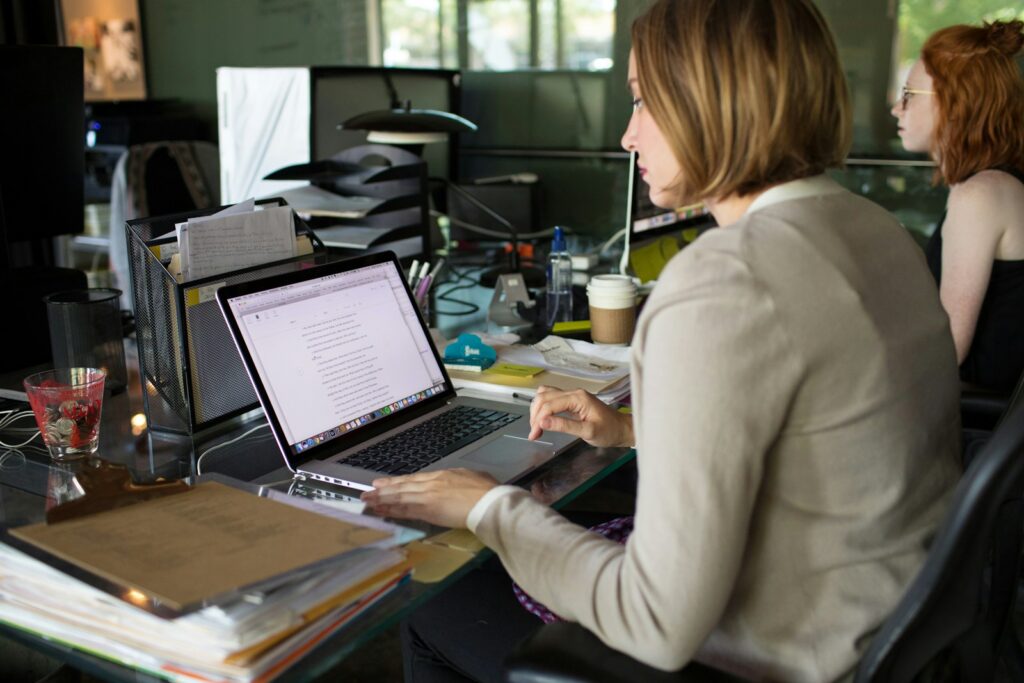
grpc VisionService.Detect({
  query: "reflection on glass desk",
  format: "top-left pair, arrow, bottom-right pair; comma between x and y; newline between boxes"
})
0,267 -> 633,679
0,384 -> 635,681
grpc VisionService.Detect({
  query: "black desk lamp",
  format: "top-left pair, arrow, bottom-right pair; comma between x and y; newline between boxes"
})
339,101 -> 477,158
338,74 -> 542,288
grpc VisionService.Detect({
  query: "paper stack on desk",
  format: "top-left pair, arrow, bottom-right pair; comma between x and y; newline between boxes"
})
174,200 -> 299,282
0,481 -> 415,682
446,334 -> 632,404
273,185 -> 384,219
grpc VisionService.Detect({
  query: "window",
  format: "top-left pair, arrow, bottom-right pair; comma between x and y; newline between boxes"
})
379,0 -> 614,71
895,0 -> 1024,77
538,0 -> 615,71
381,0 -> 458,67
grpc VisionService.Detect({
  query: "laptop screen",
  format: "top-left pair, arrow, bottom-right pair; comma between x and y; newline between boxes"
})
225,259 -> 448,456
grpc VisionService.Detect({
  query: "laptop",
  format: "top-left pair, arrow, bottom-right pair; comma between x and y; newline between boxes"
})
216,251 -> 578,491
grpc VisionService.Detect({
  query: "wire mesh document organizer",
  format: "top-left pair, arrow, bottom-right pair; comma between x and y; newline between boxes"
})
126,199 -> 328,434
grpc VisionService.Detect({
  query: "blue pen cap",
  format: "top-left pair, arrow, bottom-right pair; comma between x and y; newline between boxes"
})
552,226 -> 567,252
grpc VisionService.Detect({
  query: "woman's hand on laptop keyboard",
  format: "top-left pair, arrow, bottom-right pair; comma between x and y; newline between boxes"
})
528,387 -> 635,448
360,468 -> 499,528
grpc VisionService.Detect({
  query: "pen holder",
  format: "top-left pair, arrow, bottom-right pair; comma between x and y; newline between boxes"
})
126,200 -> 327,435
416,293 -> 431,325
408,265 -> 435,325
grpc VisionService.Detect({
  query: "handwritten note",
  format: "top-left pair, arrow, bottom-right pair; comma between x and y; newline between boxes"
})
178,206 -> 296,281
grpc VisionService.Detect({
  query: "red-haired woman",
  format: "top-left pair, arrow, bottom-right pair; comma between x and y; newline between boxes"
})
893,20 -> 1024,392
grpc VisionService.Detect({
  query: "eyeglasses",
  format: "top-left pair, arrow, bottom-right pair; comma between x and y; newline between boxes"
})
900,85 -> 935,110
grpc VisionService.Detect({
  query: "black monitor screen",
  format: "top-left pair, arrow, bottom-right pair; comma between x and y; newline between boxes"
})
0,46 -> 84,242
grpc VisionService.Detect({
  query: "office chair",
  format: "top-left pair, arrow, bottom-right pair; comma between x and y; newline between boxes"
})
503,397 -> 1024,683
961,370 -> 1024,469
503,620 -> 744,683
853,391 -> 1024,682
960,362 -> 1024,433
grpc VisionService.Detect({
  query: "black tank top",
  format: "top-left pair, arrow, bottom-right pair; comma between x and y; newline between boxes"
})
925,167 -> 1024,393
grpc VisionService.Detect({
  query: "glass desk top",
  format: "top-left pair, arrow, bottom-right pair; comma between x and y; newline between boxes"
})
0,383 -> 635,682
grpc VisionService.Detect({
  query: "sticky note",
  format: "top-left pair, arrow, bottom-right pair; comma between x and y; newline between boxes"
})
552,320 -> 592,333
486,363 -> 544,378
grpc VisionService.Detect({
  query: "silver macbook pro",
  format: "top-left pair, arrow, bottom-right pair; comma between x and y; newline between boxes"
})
217,251 -> 577,491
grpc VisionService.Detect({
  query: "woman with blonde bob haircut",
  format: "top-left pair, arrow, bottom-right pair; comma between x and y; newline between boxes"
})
893,20 -> 1024,392
633,0 -> 851,204
366,0 -> 961,680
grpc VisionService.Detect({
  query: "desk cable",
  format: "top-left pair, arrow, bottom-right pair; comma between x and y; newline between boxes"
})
0,409 -> 40,449
256,474 -> 305,489
433,264 -> 487,316
195,423 -> 270,476
429,210 -> 560,242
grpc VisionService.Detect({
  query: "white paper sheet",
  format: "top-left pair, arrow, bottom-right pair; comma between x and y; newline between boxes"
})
177,206 -> 296,281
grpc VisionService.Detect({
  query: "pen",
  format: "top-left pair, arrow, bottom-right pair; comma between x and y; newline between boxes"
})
429,257 -> 446,281
511,391 -> 535,402
414,261 -> 430,289
407,259 -> 420,286
415,274 -> 433,304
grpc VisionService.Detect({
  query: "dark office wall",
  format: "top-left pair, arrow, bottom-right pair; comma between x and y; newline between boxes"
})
458,0 -> 899,238
0,0 -> 58,45
456,2 -> 645,239
141,0 -> 371,129
816,0 -> 899,154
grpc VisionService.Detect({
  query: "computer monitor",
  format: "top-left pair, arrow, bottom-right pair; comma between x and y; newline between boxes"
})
0,45 -> 84,245
627,159 -> 716,282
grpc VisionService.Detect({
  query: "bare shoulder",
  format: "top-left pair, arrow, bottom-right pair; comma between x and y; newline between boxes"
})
947,171 -> 1024,231
950,170 -> 1024,206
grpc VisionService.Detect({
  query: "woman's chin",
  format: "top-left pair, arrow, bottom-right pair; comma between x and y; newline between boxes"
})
648,189 -> 680,210
898,137 -> 928,154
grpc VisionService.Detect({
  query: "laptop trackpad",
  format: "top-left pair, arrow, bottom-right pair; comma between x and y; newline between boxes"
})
458,435 -> 555,470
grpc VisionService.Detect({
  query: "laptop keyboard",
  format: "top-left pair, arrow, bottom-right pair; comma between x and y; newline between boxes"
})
343,406 -> 521,476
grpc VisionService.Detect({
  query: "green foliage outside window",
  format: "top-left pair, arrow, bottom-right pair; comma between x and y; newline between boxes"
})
897,0 -> 1024,67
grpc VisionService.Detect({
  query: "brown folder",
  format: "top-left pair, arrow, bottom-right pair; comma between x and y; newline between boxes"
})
9,480 -> 389,616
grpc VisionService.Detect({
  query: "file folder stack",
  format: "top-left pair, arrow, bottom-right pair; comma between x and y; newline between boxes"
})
0,543 -> 410,682
0,480 -> 417,682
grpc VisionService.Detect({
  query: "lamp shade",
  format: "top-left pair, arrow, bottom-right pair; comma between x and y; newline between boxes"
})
339,102 -> 477,145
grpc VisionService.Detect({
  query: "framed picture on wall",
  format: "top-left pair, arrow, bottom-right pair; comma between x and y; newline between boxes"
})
59,0 -> 148,102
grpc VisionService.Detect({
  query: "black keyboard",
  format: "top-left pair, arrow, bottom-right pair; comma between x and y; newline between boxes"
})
343,406 -> 521,476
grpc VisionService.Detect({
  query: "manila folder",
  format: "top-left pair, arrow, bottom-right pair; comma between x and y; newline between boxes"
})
10,481 -> 389,613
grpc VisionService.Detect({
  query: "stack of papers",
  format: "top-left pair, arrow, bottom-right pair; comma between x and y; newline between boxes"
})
0,481 -> 418,681
0,544 -> 408,682
273,185 -> 384,219
174,199 -> 298,282
446,334 -> 632,404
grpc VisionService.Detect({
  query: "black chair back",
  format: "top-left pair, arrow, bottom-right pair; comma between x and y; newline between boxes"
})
854,398 -> 1024,682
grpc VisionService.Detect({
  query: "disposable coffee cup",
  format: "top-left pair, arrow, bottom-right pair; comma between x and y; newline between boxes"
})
587,275 -> 638,345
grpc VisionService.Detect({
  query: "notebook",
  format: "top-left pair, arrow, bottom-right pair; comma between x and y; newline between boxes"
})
217,251 -> 577,490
